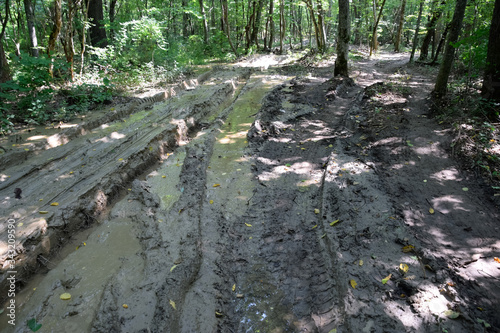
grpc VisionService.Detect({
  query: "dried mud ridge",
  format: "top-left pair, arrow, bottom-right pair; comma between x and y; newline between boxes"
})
1,55 -> 499,333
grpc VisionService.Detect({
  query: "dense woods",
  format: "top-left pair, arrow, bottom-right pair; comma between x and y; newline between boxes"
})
0,0 -> 498,130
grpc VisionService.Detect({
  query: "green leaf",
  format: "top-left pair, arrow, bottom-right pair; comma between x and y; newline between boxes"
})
27,318 -> 42,332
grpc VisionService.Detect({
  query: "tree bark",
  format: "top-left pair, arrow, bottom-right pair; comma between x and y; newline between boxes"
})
279,0 -> 284,54
334,0 -> 349,77
432,0 -> 467,98
221,0 -> 238,56
47,0 -> 61,77
0,0 -> 10,82
88,0 -> 108,47
369,0 -> 386,56
430,22 -> 450,65
481,0 -> 500,103
199,0 -> 209,44
62,0 -> 76,81
394,0 -> 406,52
418,0 -> 443,61
409,0 -> 424,63
23,0 -> 39,57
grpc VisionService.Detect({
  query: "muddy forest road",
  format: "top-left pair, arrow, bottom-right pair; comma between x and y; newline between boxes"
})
1,53 -> 499,333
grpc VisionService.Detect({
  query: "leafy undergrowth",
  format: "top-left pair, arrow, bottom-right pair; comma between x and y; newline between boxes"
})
435,93 -> 500,190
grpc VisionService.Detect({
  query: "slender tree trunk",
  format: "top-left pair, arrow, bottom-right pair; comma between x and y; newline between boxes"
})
23,0 -> 39,57
430,22 -> 449,65
409,0 -> 424,62
369,0 -> 386,56
481,0 -> 500,104
394,0 -> 406,52
279,0 -> 284,53
419,0 -> 443,61
316,0 -> 327,52
250,0 -> 264,49
334,0 -> 349,77
221,0 -> 238,56
182,0 -> 189,38
432,0 -> 467,98
0,0 -> 10,82
88,0 -> 108,47
63,0 -> 75,81
80,0 -> 89,76
47,0 -> 61,77
199,0 -> 209,44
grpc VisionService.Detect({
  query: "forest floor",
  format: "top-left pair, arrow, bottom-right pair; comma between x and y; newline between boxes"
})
1,50 -> 499,333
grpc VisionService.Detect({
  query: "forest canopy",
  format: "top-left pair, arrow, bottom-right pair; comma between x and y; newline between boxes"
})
0,0 -> 498,131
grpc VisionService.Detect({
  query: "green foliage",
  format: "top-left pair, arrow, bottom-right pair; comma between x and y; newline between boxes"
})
27,318 -> 42,332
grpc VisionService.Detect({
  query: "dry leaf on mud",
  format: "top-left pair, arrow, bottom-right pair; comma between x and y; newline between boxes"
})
429,208 -> 434,214
493,257 -> 500,263
312,225 -> 317,229
123,304 -> 128,309
169,300 -> 176,310
213,184 -> 221,187
232,284 -> 236,292
402,245 -> 415,253
170,265 -> 177,272
382,274 -> 392,284
350,279 -> 357,289
209,200 -> 214,204
50,202 -> 59,206
399,263 -> 409,274
60,293 -> 71,300
39,211 -> 49,214
215,311 -> 223,317
245,223 -> 252,227
359,260 -> 363,266
314,209 -> 320,214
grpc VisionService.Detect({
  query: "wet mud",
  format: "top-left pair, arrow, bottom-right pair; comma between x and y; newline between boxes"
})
1,53 -> 499,333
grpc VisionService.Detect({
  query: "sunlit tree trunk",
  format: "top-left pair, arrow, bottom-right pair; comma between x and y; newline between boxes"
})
63,0 -> 76,81
182,0 -> 189,38
221,0 -> 238,56
482,0 -> 500,104
432,0 -> 467,98
199,0 -> 209,44
88,0 -> 108,47
279,0 -> 284,53
80,0 -> 89,76
47,0 -> 61,77
23,0 -> 39,57
369,0 -> 386,56
430,22 -> 449,65
394,0 -> 406,52
409,0 -> 424,62
334,0 -> 349,77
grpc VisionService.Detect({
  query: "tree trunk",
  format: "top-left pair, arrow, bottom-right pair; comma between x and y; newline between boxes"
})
316,0 -> 327,52
250,0 -> 264,49
430,22 -> 450,65
334,0 -> 349,77
481,0 -> 500,104
279,0 -> 284,53
432,0 -> 467,98
88,0 -> 108,47
394,0 -> 406,52
409,0 -> 424,63
369,0 -> 386,56
80,0 -> 89,76
63,0 -> 76,81
418,0 -> 443,61
47,0 -> 61,77
0,1 -> 10,82
182,0 -> 189,38
23,0 -> 39,57
199,0 -> 209,44
221,0 -> 238,56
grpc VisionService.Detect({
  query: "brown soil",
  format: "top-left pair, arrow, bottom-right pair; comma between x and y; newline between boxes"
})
1,51 -> 499,333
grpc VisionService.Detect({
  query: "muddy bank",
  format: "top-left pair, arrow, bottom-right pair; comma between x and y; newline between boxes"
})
1,53 -> 499,333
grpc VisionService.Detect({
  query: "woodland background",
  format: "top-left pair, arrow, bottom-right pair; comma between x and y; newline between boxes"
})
0,0 -> 498,131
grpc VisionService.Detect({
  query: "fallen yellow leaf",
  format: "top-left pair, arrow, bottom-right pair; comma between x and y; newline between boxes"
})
245,223 -> 252,227
314,209 -> 320,214
213,184 -> 221,187
402,245 -> 415,253
50,202 -> 59,206
60,293 -> 71,300
123,304 -> 128,309
399,263 -> 409,274
359,260 -> 363,266
39,211 -> 49,214
494,257 -> 500,263
330,219 -> 340,226
169,300 -> 176,310
209,200 -> 214,204
429,207 -> 434,214
162,175 -> 166,178
232,284 -> 236,292
382,274 -> 392,284
350,279 -> 357,289
312,225 -> 318,229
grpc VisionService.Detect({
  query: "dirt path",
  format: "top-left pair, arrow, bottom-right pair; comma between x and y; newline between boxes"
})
1,52 -> 499,333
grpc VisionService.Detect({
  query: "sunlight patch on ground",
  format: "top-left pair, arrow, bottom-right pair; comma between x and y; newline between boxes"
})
430,168 -> 463,183
46,134 -> 69,147
431,195 -> 470,214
